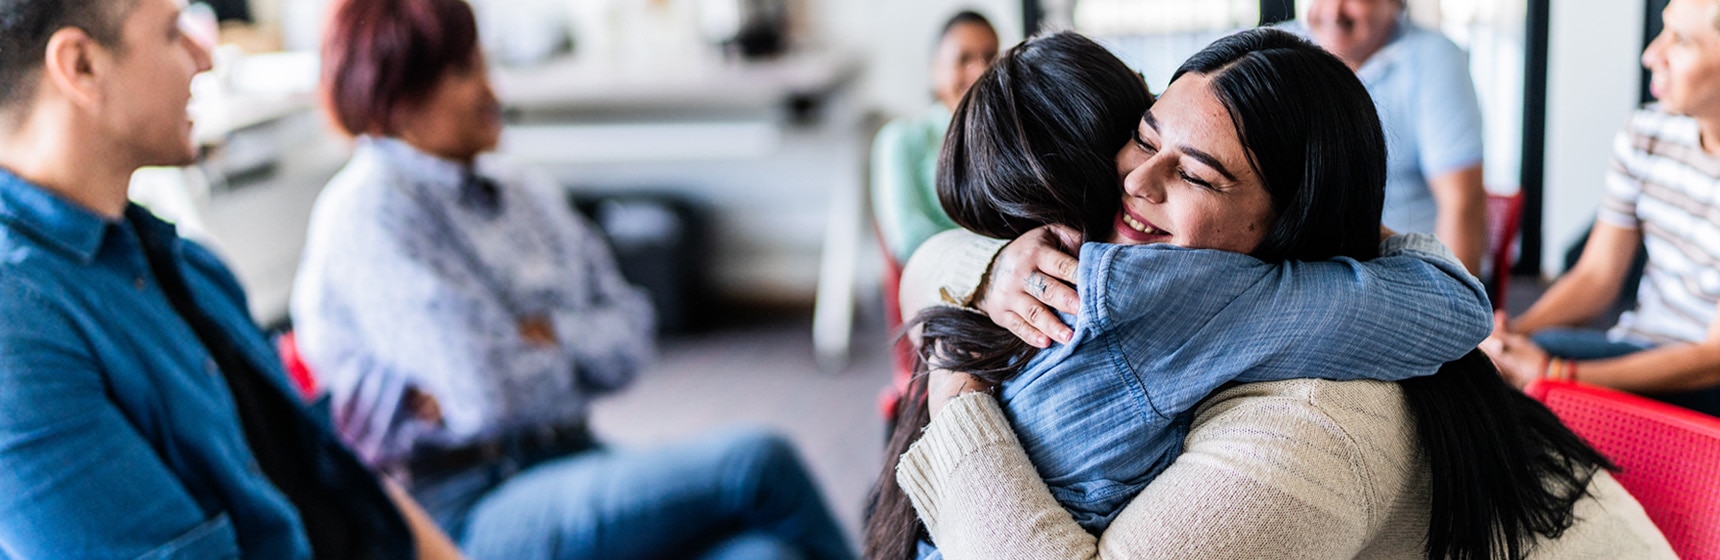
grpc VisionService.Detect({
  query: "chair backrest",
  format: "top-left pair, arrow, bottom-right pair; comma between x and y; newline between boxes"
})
1524,379 -> 1720,558
275,331 -> 321,403
1485,191 -> 1525,310
873,227 -> 916,419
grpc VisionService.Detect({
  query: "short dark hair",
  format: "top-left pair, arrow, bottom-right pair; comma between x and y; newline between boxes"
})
0,0 -> 135,110
936,31 -> 1149,245
938,10 -> 995,42
1173,28 -> 1386,263
319,0 -> 479,137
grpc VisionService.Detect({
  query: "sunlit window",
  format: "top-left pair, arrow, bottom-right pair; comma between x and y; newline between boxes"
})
1068,0 -> 1258,93
1072,0 -> 1259,35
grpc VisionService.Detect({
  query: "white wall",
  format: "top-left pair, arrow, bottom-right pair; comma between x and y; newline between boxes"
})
808,0 -> 1025,121
1541,0 -> 1644,274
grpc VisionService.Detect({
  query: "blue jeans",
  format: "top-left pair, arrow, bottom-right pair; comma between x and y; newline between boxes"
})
1532,328 -> 1720,417
409,427 -> 854,560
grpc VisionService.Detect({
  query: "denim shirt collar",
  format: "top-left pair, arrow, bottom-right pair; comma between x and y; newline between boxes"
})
0,168 -> 117,264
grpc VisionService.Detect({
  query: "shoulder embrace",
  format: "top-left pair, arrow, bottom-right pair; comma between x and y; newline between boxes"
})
1185,379 -> 1420,517
1191,379 -> 1417,471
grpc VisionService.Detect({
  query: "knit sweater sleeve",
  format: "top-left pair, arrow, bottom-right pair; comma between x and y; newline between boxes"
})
898,229 -> 1009,317
898,380 -> 1412,559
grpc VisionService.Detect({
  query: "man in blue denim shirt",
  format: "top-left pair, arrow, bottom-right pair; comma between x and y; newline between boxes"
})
0,0 -> 456,557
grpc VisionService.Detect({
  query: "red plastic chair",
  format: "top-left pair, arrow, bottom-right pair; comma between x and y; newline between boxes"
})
1524,379 -> 1720,558
1485,191 -> 1525,311
275,331 -> 321,403
874,230 -> 916,420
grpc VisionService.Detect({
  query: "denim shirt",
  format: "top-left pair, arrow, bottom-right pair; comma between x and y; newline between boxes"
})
1000,235 -> 1491,532
0,171 -> 363,558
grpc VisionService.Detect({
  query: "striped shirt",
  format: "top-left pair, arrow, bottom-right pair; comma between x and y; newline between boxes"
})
1601,106 -> 1720,345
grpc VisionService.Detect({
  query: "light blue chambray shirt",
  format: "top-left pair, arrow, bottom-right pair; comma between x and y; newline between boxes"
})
291,137 -> 654,467
1287,20 -> 1486,235
1000,234 -> 1490,533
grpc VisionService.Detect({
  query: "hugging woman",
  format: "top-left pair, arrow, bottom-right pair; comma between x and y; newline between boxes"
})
868,29 -> 1674,560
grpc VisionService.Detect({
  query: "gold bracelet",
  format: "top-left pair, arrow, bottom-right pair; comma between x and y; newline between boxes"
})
1544,358 -> 1566,381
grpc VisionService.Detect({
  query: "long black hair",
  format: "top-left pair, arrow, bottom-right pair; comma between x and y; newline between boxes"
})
869,27 -> 1612,560
1179,29 -> 1612,560
864,31 -> 1150,560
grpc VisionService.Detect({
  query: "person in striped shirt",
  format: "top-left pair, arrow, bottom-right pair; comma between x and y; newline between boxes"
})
1483,0 -> 1720,417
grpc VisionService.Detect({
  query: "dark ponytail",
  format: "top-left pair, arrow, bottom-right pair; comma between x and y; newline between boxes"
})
1405,351 -> 1613,560
863,31 -> 1150,560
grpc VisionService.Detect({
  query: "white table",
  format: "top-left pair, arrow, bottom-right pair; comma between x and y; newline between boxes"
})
495,49 -> 870,370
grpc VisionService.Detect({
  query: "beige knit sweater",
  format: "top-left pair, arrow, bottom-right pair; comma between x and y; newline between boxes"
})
893,230 -> 1677,559
897,384 -> 1675,559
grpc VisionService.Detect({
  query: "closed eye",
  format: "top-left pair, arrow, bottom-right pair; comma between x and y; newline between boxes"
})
1178,169 -> 1213,189
1132,129 -> 1157,154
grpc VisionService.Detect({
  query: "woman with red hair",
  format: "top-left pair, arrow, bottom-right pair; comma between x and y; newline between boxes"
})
291,0 -> 853,558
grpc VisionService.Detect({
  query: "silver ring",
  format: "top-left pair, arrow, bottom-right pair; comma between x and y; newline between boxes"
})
1024,271 -> 1049,300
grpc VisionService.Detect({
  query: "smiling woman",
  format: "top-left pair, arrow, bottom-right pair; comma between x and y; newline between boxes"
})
1108,80 -> 1276,250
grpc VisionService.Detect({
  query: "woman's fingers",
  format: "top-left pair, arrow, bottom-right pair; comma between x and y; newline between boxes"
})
1043,224 -> 1084,274
977,226 -> 1079,346
995,310 -> 1054,348
1030,268 -> 1080,316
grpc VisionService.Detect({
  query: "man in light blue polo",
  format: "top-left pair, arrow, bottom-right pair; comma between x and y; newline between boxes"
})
1289,0 -> 1488,274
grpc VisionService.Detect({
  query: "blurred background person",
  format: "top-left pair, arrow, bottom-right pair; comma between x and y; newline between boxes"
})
869,9 -> 1000,428
1292,0 -> 1488,274
292,0 -> 854,557
871,10 -> 1000,264
1484,0 -> 1720,418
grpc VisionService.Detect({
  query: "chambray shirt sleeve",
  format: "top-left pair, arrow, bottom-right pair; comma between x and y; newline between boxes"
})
522,171 -> 653,395
871,118 -> 946,263
1414,34 -> 1485,178
0,280 -> 238,558
1085,234 -> 1489,404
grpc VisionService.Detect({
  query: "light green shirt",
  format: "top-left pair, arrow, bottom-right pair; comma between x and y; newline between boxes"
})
872,104 -> 958,263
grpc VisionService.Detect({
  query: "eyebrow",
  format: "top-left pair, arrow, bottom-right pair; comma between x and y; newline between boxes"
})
1142,111 -> 1240,182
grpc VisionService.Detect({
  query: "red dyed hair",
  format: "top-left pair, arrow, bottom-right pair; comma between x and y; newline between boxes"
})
319,0 -> 480,137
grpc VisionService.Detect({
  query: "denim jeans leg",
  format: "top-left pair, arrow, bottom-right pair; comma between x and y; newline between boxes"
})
1531,328 -> 1720,417
1529,328 -> 1649,361
458,427 -> 854,560
694,532 -> 803,560
407,463 -> 507,542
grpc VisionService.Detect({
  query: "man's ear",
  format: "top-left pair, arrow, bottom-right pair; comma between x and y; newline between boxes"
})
41,27 -> 106,109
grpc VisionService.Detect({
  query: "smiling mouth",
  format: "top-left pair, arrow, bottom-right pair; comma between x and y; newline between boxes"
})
1115,210 -> 1169,242
1124,213 -> 1162,233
